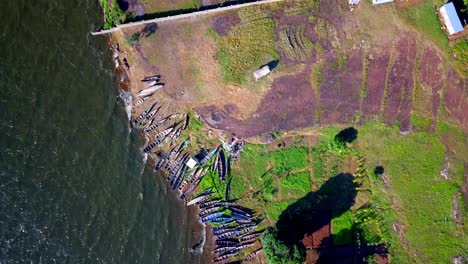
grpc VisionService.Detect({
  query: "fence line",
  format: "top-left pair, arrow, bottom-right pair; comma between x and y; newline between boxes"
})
91,0 -> 284,36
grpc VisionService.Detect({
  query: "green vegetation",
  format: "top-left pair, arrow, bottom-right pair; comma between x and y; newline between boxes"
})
99,0 -> 127,29
271,147 -> 308,174
266,200 -> 294,221
124,33 -> 141,46
262,227 -> 305,264
279,172 -> 311,198
277,25 -> 313,60
356,121 -> 467,262
398,1 -> 448,52
284,0 -> 320,16
450,39 -> 468,77
208,8 -> 279,84
229,121 -> 466,263
331,55 -> 348,70
331,211 -> 353,245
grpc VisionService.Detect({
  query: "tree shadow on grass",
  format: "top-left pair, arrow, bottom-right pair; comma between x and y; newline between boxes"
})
275,173 -> 358,248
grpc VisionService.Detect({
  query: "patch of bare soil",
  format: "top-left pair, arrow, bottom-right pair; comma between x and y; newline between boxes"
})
444,67 -> 468,132
198,70 -> 317,137
212,14 -> 240,36
418,44 -> 444,132
302,212 -> 332,249
362,50 -> 390,120
319,52 -> 363,124
121,0 -> 468,139
383,34 -> 416,132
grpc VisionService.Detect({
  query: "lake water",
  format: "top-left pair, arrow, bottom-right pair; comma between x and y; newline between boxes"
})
0,1 -> 206,263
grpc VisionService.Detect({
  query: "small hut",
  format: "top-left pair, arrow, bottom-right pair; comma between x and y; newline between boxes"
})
439,2 -> 464,36
253,65 -> 271,80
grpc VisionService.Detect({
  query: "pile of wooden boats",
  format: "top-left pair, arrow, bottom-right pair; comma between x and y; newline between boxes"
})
130,74 -> 259,263
133,75 -> 164,107
186,192 -> 263,263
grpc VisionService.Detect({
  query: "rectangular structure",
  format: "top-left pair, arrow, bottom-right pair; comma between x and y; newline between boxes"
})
439,2 -> 464,35
372,0 -> 394,5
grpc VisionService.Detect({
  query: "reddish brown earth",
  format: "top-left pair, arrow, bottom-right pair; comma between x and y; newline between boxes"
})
126,0 -> 468,137
362,51 -> 390,121
383,34 -> 416,132
199,71 -> 317,137
418,44 -> 444,132
212,14 -> 240,36
444,67 -> 468,132
319,52 -> 363,124
302,213 -> 332,249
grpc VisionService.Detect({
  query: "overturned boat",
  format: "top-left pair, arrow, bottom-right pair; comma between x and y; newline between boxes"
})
136,84 -> 164,97
141,75 -> 160,82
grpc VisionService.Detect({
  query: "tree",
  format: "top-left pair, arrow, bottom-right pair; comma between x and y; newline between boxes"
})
261,227 -> 305,264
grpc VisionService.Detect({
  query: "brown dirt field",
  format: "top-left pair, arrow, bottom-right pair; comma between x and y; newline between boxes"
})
119,0 -> 468,139
302,212 -> 332,249
394,0 -> 425,8
211,14 -> 240,36
362,50 -> 390,120
444,67 -> 468,132
198,70 -> 317,137
383,34 -> 416,131
418,44 -> 444,131
319,52 -> 363,124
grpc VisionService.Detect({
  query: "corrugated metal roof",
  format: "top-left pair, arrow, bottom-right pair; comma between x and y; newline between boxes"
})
440,2 -> 464,35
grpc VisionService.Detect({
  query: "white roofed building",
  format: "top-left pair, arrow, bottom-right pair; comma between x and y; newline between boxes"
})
253,65 -> 271,80
439,2 -> 464,35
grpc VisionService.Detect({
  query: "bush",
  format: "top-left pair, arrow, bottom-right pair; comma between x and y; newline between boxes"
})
99,0 -> 127,29
262,227 -> 305,264
450,39 -> 468,77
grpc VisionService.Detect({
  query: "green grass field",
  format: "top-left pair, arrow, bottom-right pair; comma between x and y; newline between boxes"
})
331,211 -> 353,245
208,7 -> 279,84
356,121 -> 467,263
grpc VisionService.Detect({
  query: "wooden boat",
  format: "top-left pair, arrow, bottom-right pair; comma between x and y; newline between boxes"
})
136,84 -> 164,97
201,212 -> 224,223
213,222 -> 235,232
215,230 -> 238,240
214,239 -> 239,247
213,246 -> 236,254
243,248 -> 262,262
231,213 -> 250,220
199,147 -> 218,166
182,113 -> 190,130
210,217 -> 232,223
200,207 -> 223,218
240,232 -> 262,242
225,177 -> 232,201
133,95 -> 150,107
213,251 -> 239,263
229,207 -> 251,217
217,149 -> 227,181
186,191 -> 213,206
141,75 -> 160,82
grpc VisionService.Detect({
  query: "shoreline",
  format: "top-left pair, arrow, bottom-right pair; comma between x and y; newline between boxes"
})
107,29 -> 263,263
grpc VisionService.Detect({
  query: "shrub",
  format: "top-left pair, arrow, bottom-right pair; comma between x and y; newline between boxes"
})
262,227 -> 305,264
99,0 -> 127,29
